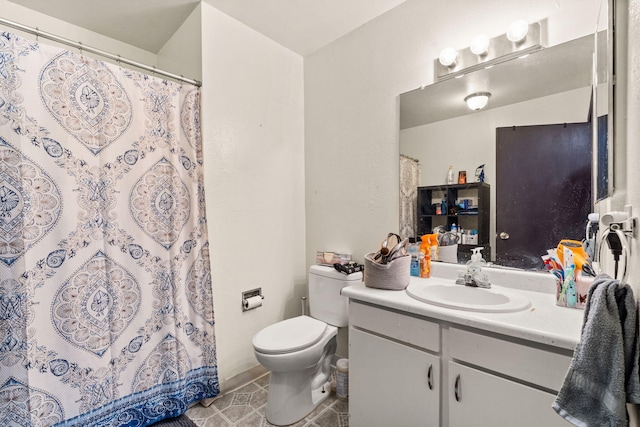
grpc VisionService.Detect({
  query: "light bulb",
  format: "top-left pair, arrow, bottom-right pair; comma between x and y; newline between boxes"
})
438,47 -> 457,67
464,92 -> 491,111
470,35 -> 490,56
507,20 -> 529,43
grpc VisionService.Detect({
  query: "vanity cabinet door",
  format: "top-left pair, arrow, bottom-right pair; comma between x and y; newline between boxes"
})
350,328 -> 440,427
448,362 -> 566,427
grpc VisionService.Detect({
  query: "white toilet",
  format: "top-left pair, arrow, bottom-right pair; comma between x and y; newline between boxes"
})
252,265 -> 361,426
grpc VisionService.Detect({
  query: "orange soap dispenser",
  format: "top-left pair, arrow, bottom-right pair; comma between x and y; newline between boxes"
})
420,235 -> 432,278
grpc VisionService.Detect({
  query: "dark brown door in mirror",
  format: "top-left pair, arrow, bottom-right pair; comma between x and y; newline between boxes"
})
496,123 -> 592,269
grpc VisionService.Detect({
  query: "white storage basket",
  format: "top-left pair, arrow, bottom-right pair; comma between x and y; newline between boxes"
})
364,252 -> 411,290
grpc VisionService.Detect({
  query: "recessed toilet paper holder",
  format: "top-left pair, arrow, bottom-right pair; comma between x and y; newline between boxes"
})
242,288 -> 264,311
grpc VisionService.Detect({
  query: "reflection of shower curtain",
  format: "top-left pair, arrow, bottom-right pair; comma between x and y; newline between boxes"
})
0,32 -> 218,426
400,155 -> 420,239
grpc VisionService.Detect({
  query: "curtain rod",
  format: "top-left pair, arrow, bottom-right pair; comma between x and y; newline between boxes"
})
400,154 -> 420,164
0,16 -> 202,87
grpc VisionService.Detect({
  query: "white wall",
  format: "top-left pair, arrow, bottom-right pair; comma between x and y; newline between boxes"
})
401,88 -> 591,187
157,3 -> 202,82
0,0 -> 202,87
0,0 -> 157,65
305,0 -> 600,265
304,0 -> 601,356
200,3 -> 306,383
619,0 -> 640,292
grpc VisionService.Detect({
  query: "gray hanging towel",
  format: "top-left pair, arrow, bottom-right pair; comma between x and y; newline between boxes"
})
552,275 -> 640,426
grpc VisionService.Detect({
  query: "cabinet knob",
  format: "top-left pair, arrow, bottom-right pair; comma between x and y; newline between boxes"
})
454,374 -> 461,402
499,231 -> 510,240
427,364 -> 433,390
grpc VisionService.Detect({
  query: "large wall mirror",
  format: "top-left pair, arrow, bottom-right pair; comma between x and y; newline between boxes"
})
399,3 -> 611,270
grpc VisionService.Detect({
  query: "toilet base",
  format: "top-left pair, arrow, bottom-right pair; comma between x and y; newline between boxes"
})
266,369 -> 332,426
253,317 -> 339,426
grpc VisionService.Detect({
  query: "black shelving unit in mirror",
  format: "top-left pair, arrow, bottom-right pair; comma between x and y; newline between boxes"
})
416,182 -> 490,262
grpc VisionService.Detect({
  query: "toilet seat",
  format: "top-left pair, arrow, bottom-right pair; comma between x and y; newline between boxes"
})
253,316 -> 327,354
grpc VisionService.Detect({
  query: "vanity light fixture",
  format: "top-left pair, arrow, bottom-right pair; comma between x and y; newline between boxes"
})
470,34 -> 490,56
464,92 -> 491,111
438,47 -> 458,67
507,19 -> 529,43
434,20 -> 544,81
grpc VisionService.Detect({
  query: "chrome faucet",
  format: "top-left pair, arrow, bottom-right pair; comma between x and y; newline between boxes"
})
455,271 -> 491,288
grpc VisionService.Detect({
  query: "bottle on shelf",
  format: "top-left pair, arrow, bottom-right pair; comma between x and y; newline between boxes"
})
446,165 -> 455,184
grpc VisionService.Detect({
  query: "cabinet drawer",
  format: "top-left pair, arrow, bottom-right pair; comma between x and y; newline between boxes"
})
449,327 -> 572,392
350,301 -> 440,352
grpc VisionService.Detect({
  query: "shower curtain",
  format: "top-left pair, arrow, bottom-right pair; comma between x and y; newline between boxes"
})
399,155 -> 420,239
0,31 -> 219,426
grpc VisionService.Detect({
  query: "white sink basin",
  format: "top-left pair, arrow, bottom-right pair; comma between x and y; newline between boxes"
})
406,281 -> 531,313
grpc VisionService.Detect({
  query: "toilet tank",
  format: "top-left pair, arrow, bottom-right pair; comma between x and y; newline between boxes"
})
309,265 -> 362,327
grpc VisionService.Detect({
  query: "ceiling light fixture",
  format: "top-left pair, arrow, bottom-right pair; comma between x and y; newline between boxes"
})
464,92 -> 491,111
507,20 -> 529,43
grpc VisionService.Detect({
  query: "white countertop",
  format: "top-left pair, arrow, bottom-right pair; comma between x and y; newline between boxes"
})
342,271 -> 585,351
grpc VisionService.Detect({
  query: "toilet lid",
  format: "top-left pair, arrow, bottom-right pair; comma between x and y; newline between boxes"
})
253,316 -> 327,354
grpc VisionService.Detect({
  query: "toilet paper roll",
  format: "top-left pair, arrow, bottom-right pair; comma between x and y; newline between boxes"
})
243,296 -> 263,310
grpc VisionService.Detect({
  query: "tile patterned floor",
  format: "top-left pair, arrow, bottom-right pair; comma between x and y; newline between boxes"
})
185,373 -> 348,427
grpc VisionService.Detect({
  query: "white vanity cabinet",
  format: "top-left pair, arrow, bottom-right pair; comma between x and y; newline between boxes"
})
350,329 -> 441,426
448,362 -> 567,427
348,300 -> 574,427
447,327 -> 573,427
349,301 -> 441,426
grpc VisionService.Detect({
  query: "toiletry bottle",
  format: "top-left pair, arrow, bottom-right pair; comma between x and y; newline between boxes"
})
451,223 -> 457,235
409,243 -> 420,277
467,247 -> 486,275
419,235 -> 431,278
566,269 -> 577,307
429,234 -> 439,262
447,165 -> 455,184
441,197 -> 447,215
562,247 -> 577,307
335,358 -> 349,401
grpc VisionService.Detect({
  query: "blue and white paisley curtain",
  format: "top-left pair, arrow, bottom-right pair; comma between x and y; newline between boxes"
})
0,31 -> 219,426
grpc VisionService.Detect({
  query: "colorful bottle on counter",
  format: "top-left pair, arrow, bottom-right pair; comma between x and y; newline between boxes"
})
429,234 -> 439,262
420,235 -> 431,278
409,243 -> 420,277
566,279 -> 577,307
